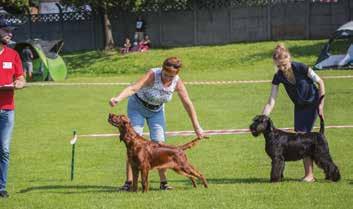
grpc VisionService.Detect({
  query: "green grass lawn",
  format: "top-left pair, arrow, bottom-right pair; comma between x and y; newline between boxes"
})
63,40 -> 353,82
2,40 -> 353,209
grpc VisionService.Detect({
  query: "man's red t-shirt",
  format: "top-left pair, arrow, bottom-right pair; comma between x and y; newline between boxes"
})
0,46 -> 24,110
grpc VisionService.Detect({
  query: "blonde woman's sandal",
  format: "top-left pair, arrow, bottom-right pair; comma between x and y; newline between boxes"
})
301,177 -> 316,183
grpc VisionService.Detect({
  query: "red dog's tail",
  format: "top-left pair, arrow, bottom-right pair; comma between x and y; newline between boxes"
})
179,137 -> 206,150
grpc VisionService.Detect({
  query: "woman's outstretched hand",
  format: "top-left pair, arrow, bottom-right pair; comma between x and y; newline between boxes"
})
195,127 -> 206,139
109,97 -> 119,107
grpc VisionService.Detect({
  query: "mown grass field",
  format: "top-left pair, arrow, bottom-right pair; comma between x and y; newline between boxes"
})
2,40 -> 353,209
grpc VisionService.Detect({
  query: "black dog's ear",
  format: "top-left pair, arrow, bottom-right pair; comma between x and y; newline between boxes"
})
252,115 -> 261,122
265,117 -> 274,131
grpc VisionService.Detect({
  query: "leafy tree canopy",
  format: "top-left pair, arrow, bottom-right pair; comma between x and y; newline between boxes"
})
0,0 -> 29,14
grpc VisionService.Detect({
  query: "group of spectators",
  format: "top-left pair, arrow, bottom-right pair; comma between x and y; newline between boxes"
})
120,16 -> 151,54
120,35 -> 151,54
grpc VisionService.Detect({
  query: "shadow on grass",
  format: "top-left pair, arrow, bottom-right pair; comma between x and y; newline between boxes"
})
63,50 -> 118,72
207,178 -> 269,184
18,185 -> 117,194
18,184 -> 198,194
18,177 -> 314,194
243,41 -> 326,65
152,177 -> 301,185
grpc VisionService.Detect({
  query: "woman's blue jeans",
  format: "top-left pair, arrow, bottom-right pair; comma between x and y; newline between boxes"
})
0,110 -> 14,191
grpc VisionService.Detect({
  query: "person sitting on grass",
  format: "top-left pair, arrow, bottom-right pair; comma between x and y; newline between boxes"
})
130,39 -> 140,52
139,35 -> 151,52
120,38 -> 131,54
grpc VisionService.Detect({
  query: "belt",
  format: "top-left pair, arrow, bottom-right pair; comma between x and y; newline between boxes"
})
134,94 -> 162,111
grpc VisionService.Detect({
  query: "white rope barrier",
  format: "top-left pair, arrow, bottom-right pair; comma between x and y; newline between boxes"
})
27,75 -> 353,87
75,125 -> 353,139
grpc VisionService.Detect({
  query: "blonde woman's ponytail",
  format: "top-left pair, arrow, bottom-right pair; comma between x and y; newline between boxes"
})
273,43 -> 291,61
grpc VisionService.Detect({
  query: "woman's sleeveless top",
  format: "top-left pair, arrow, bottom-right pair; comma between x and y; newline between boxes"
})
136,68 -> 180,106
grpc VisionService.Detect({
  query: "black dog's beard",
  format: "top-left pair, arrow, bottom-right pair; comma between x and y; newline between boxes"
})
251,132 -> 259,137
250,129 -> 260,137
250,124 -> 265,137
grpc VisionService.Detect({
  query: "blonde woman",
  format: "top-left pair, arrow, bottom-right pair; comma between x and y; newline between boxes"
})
262,43 -> 325,182
109,57 -> 204,191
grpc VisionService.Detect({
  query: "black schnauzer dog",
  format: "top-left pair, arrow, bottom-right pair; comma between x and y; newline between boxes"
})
249,114 -> 340,182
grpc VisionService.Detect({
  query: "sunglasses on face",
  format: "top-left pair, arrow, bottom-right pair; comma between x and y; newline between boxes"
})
165,62 -> 181,69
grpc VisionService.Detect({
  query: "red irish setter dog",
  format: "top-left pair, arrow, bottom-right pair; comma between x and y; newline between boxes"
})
108,113 -> 208,192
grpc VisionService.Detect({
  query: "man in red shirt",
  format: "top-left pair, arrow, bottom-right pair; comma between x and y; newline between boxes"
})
0,21 -> 25,198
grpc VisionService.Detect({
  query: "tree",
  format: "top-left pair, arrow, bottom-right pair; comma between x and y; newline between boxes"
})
61,0 -> 192,50
0,0 -> 29,8
62,0 -> 143,50
0,0 -> 29,14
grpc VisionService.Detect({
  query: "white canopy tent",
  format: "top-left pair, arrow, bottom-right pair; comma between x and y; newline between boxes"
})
315,21 -> 353,70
